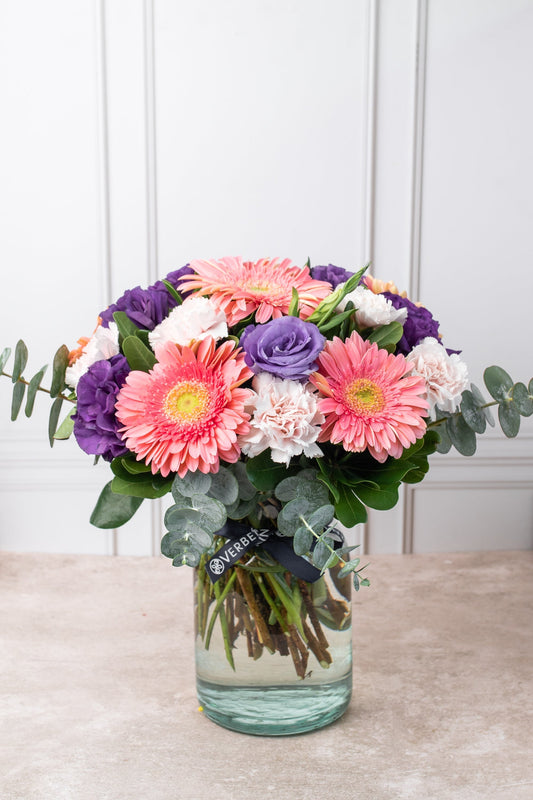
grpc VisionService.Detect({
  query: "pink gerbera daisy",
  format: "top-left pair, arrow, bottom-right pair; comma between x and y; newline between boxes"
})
115,338 -> 254,477
309,332 -> 429,462
179,256 -> 332,325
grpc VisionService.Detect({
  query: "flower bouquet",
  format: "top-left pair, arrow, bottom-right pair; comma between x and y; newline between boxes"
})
2,256 -> 532,735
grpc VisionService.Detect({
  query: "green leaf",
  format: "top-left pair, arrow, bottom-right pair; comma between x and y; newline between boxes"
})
122,335 -> 156,372
511,382 -> 533,417
161,526 -> 213,558
162,279 -> 183,305
120,456 -> 152,474
354,483 -> 399,510
288,287 -> 300,316
24,365 -> 48,417
208,467 -> 239,506
0,346 -> 12,372
471,382 -> 495,427
306,505 -> 335,532
275,472 -> 328,505
226,494 -> 259,520
335,484 -> 367,527
460,390 -> 487,434
446,414 -> 477,456
312,535 -> 335,570
90,481 -> 143,528
12,340 -> 28,383
11,381 -> 26,421
48,397 -> 63,446
111,477 -> 172,500
53,406 -> 76,439
246,449 -> 294,491
172,471 -> 212,499
230,461 -> 257,501
435,422 -> 452,454
164,493 -> 226,534
49,345 -> 69,398
113,311 -> 142,340
484,366 -> 513,403
317,306 -> 357,334
111,475 -> 172,499
498,402 -> 520,438
367,321 -> 404,351
293,526 -> 314,555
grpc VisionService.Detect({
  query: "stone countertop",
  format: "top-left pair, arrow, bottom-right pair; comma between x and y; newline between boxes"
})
1,551 -> 532,800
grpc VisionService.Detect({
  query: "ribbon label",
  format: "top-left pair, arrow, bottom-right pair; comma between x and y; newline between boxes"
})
205,528 -> 271,583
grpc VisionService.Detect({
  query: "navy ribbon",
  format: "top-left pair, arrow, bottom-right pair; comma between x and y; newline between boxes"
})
205,520 -> 344,584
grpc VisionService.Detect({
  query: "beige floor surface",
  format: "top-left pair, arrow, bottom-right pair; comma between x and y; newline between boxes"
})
1,550 -> 532,800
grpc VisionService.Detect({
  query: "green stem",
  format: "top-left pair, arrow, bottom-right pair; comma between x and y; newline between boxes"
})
0,371 -> 75,404
204,571 -> 238,653
265,573 -> 307,642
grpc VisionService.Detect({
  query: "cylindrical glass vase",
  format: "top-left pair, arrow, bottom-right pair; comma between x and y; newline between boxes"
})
194,553 -> 352,736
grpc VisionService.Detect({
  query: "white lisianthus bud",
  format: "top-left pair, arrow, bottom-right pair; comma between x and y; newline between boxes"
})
337,286 -> 407,328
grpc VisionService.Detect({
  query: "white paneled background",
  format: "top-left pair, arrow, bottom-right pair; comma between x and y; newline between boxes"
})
0,0 -> 532,557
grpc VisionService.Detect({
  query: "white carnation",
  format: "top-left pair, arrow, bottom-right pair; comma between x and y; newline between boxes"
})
65,322 -> 120,389
337,285 -> 407,328
406,337 -> 469,413
239,373 -> 325,466
149,296 -> 228,355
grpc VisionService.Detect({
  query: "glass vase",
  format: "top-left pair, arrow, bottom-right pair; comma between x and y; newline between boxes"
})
194,550 -> 352,736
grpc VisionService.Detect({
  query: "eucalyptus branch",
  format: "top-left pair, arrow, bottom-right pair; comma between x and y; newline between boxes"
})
0,371 -> 75,404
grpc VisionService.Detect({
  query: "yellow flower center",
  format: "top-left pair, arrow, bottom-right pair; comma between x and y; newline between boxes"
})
164,381 -> 210,423
344,378 -> 385,415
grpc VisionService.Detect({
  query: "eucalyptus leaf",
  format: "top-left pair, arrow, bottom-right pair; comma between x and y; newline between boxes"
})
435,422 -> 452,454
0,346 -> 12,372
90,481 -> 143,528
275,473 -> 328,505
172,471 -> 212,499
226,494 -> 259,520
208,467 -> 239,506
230,461 -> 257,501
312,536 -> 335,570
24,365 -> 48,417
498,402 -> 521,438
460,390 -> 487,434
164,493 -> 226,534
277,496 -> 323,536
161,526 -> 213,558
484,366 -> 513,403
48,396 -> 63,446
12,340 -> 28,383
10,381 -> 25,421
53,407 -> 76,439
511,382 -> 533,417
49,345 -> 69,398
305,504 -> 335,532
293,526 -> 314,555
471,382 -> 495,427
446,414 -> 477,456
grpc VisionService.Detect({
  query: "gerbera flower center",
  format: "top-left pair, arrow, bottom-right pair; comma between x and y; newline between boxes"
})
242,279 -> 283,297
164,380 -> 210,423
343,378 -> 385,415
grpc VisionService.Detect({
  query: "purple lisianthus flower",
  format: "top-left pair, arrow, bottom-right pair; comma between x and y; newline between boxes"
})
310,263 -> 354,289
73,354 -> 130,462
383,292 -> 441,355
100,264 -> 192,330
240,316 -> 326,381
